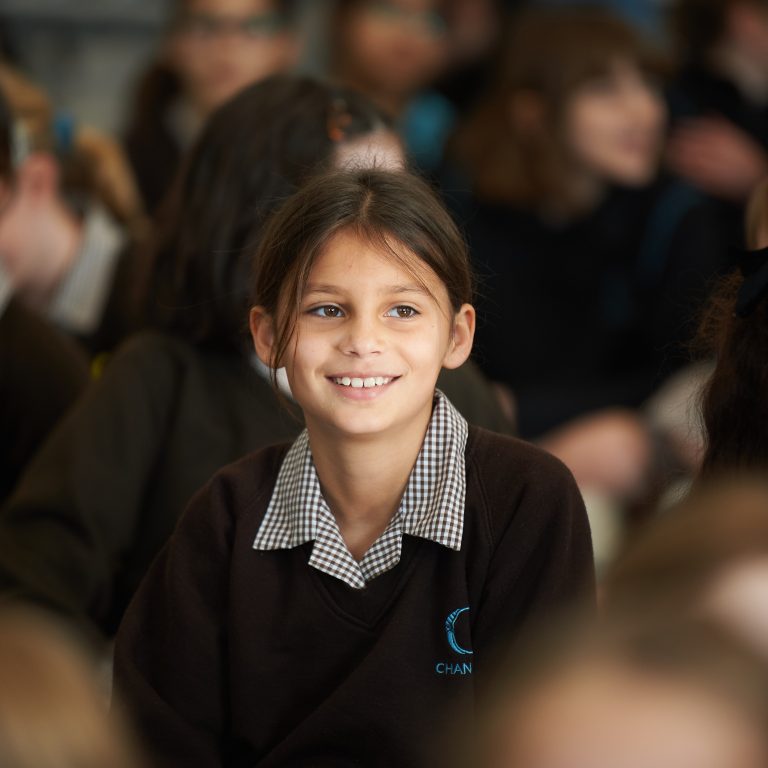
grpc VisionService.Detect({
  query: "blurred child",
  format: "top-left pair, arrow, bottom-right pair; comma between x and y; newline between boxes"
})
330,0 -> 456,171
466,615 -> 768,768
449,8 -> 727,502
124,0 -> 299,214
0,84 -> 89,504
0,76 -> 513,637
667,0 -> 768,237
113,167 -> 593,767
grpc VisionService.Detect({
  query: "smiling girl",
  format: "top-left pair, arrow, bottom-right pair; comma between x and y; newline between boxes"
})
113,169 -> 594,767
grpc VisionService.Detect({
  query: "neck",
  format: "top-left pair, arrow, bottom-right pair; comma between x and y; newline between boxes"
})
307,406 -> 432,560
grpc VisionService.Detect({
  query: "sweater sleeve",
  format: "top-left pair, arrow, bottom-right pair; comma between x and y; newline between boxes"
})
112,475 -> 234,768
0,333 -> 180,632
469,436 -> 595,669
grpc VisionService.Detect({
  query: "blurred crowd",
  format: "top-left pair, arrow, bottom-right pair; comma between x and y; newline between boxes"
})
1,0 -> 768,766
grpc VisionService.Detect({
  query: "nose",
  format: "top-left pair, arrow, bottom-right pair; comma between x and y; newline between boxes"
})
340,314 -> 383,357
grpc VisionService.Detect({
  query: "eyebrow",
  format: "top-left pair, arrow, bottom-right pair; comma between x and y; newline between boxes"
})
304,283 -> 430,297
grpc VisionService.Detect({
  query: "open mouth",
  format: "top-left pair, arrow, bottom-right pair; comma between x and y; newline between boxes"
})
330,376 -> 397,389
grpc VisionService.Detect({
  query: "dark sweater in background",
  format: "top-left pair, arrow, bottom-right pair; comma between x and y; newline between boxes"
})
114,427 -> 594,768
459,179 -> 727,438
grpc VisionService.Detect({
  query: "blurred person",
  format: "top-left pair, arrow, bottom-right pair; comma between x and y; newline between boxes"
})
0,605 -> 141,768
0,84 -> 89,505
124,0 -> 299,215
0,76 -> 513,637
330,0 -> 459,172
461,614 -> 768,768
448,8 -> 727,502
667,0 -> 768,244
605,477 -> 768,660
0,63 -> 146,355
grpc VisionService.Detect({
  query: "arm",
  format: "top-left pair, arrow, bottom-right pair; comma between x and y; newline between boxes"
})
0,334 -> 178,632
113,476 -> 233,768
470,442 -> 595,670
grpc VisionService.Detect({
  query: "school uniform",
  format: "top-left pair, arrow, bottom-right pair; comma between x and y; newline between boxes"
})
114,392 -> 594,768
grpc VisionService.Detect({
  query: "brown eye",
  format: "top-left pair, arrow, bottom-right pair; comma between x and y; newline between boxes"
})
309,305 -> 344,318
386,306 -> 418,319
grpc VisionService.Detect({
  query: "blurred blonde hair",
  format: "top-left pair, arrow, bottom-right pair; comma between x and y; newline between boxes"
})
0,606 -> 141,768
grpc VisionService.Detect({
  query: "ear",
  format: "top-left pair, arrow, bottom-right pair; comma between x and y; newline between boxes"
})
442,303 -> 475,370
249,306 -> 276,367
16,152 -> 59,201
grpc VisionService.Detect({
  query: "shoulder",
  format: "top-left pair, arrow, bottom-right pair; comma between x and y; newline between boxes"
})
465,425 -> 575,490
464,426 -> 584,540
185,442 -> 293,529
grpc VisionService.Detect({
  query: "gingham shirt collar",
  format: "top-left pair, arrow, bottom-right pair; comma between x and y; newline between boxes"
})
252,389 -> 468,589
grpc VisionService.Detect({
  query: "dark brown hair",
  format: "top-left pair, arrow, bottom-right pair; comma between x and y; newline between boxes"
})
450,8 -> 663,209
251,167 -> 473,371
698,180 -> 768,474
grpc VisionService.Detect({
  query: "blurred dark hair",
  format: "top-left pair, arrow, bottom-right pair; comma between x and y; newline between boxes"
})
251,168 -> 473,376
143,75 -> 391,352
450,7 -> 663,208
0,86 -> 11,180
698,271 -> 768,474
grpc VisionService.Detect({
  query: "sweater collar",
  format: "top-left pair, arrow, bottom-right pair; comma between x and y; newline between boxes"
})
252,389 -> 468,589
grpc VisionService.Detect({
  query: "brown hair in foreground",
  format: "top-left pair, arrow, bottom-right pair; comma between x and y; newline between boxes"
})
456,613 -> 768,768
0,605 -> 141,768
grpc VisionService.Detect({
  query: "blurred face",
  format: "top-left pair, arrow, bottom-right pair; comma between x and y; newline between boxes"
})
564,59 -> 665,187
493,663 -> 767,768
252,228 -> 473,443
167,0 -> 295,115
339,0 -> 450,104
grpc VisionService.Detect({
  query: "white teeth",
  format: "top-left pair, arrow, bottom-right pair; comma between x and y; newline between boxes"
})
333,376 -> 392,388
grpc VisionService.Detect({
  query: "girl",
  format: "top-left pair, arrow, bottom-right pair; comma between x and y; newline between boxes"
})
113,169 -> 594,767
0,77 -> 512,638
448,8 -> 728,500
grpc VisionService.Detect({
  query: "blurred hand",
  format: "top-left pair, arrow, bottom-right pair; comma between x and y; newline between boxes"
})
667,117 -> 768,201
0,153 -> 81,308
538,409 -> 652,499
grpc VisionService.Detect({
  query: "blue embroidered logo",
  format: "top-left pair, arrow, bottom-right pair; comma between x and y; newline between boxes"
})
445,606 -> 473,655
435,606 -> 473,676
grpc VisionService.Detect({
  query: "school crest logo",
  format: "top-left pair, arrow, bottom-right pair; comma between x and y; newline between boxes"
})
435,606 -> 473,676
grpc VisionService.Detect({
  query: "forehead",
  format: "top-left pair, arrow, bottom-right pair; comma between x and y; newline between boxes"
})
306,227 -> 447,298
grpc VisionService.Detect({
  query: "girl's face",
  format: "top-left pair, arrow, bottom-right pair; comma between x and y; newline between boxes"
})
339,0 -> 450,101
167,0 -> 295,115
252,228 -> 474,442
563,59 -> 665,188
